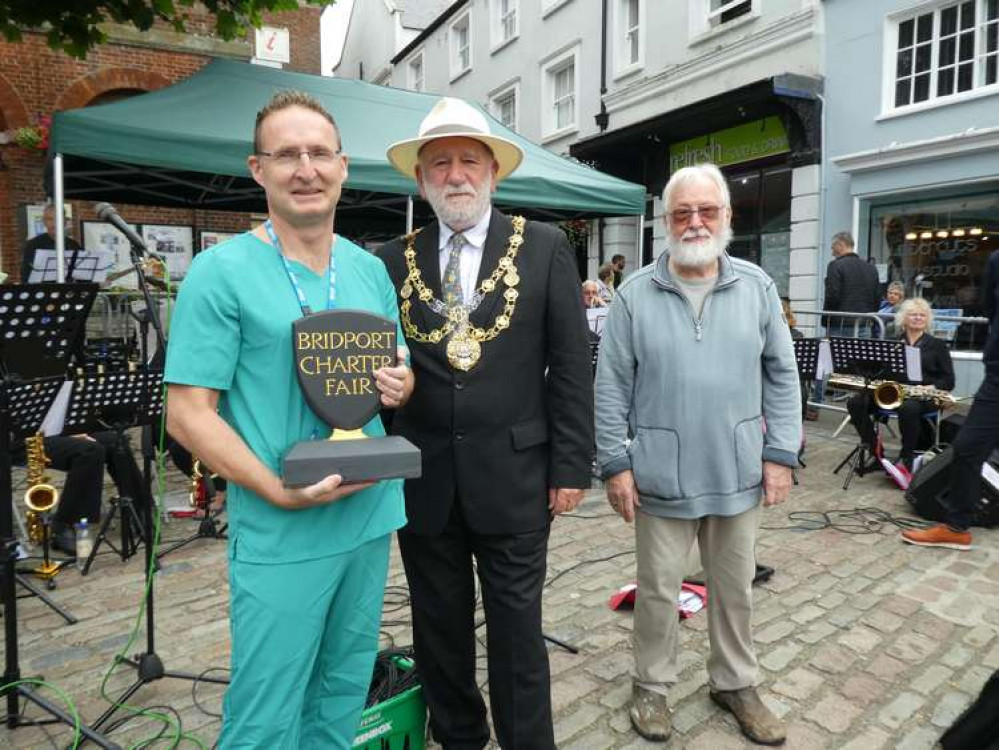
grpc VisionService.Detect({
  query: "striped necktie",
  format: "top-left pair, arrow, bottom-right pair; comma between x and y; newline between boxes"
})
442,232 -> 465,308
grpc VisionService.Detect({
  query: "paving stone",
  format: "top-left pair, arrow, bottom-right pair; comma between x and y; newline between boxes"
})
552,675 -> 602,714
771,668 -> 824,701
670,695 -> 719,734
895,725 -> 943,750
838,726 -> 891,750
804,692 -> 861,733
931,690 -> 973,728
910,664 -> 954,695
865,653 -> 909,681
888,632 -> 940,663
862,609 -> 905,633
809,643 -> 858,674
680,727 -> 745,750
790,603 -> 825,625
940,644 -> 973,669
797,620 -> 838,645
584,652 -> 633,682
754,619 -> 796,644
783,721 -> 830,749
554,703 -> 606,744
760,642 -> 802,672
956,665 -> 993,695
838,625 -> 883,654
963,624 -> 997,648
840,674 -> 887,708
598,681 -> 632,710
878,691 -> 926,730
560,727 -> 617,750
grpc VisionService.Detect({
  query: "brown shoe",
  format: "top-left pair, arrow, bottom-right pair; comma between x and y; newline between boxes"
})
902,524 -> 972,550
629,685 -> 672,742
710,688 -> 786,745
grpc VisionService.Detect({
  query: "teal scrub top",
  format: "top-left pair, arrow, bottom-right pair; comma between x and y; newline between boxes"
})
164,231 -> 407,564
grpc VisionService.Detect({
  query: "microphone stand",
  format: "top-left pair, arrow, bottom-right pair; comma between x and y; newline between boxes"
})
80,235 -> 228,745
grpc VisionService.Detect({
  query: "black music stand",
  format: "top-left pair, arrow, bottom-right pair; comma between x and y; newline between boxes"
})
58,369 -> 164,575
0,286 -> 120,748
828,337 -> 909,489
793,338 -> 823,469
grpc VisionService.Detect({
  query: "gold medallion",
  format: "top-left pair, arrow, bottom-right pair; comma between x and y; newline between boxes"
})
401,283 -> 413,299
447,330 -> 481,371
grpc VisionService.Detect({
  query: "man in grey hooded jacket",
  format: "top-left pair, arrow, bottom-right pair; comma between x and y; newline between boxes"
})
595,163 -> 801,746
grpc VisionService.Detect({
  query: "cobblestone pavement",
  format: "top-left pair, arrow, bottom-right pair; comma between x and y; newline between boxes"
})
4,415 -> 998,748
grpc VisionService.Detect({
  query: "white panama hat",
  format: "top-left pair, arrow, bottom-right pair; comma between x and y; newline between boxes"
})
386,97 -> 524,181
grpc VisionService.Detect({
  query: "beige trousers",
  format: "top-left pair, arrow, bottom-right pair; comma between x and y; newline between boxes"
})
633,505 -> 759,695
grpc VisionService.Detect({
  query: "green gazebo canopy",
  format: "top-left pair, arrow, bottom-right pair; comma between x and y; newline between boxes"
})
50,59 -> 645,237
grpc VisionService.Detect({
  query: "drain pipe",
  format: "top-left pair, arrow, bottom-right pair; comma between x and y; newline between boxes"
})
596,0 -> 609,131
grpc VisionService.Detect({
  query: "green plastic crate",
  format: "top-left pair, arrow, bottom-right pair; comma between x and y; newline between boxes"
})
353,676 -> 426,749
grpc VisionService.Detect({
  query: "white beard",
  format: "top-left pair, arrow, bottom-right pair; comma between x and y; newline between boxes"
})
669,225 -> 731,268
424,174 -> 493,231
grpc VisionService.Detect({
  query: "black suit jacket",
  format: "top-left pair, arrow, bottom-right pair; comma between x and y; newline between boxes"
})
380,208 -> 594,536
906,333 -> 956,391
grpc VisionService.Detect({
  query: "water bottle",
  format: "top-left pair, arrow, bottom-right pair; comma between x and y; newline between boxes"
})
75,519 -> 93,571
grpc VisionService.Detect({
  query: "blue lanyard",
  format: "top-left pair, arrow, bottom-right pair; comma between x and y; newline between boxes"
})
266,220 -> 336,316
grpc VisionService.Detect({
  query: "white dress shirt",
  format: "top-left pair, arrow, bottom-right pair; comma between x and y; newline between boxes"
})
438,210 -> 491,306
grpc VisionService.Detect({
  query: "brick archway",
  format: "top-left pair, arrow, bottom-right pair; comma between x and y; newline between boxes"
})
57,68 -> 171,111
0,73 -> 29,129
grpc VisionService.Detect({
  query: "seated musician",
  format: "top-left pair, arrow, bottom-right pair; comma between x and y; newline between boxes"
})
846,297 -> 955,482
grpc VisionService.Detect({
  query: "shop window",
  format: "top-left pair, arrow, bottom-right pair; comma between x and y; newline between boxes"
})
869,191 -> 999,350
725,167 -> 792,296
888,0 -> 999,112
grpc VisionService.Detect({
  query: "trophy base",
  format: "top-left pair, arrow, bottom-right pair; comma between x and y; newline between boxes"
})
282,435 -> 422,487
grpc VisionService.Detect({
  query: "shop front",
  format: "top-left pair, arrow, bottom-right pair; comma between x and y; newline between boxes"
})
867,186 -> 998,350
668,116 -> 793,296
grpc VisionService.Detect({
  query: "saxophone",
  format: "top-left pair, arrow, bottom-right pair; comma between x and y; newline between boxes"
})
24,434 -> 60,545
827,375 -> 957,410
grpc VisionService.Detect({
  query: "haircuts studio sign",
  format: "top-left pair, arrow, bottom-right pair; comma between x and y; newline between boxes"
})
669,117 -> 789,173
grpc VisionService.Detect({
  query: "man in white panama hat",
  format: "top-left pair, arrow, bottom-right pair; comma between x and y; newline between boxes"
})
379,97 -> 594,749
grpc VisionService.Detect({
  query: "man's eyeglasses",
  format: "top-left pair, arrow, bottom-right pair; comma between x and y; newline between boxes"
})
257,148 -> 341,167
668,205 -> 722,224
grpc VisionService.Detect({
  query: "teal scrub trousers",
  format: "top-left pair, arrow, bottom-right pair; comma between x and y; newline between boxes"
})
219,534 -> 391,749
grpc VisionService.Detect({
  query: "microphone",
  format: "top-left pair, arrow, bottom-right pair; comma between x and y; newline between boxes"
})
95,202 -> 165,261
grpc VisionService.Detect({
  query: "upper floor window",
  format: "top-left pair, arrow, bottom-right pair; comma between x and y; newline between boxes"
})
491,82 -> 519,131
408,53 -> 424,93
890,0 -> 998,110
491,0 -> 519,49
450,11 -> 472,80
615,0 -> 643,73
541,46 -> 579,139
709,0 -> 752,28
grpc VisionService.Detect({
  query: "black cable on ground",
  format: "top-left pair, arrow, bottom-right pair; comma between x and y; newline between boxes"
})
191,668 -> 229,720
760,506 -> 932,534
545,549 -> 636,589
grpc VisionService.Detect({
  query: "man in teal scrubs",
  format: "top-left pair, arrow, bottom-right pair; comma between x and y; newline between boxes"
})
165,91 -> 413,749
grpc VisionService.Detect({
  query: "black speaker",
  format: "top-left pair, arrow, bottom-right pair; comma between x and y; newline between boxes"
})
905,447 -> 999,528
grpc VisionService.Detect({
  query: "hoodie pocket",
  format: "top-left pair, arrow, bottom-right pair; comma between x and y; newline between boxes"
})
734,416 -> 764,490
628,427 -> 681,499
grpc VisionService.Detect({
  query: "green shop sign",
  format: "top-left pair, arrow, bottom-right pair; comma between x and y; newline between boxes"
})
669,117 -> 789,172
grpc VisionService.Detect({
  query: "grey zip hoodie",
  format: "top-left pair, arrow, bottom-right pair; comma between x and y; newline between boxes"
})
595,251 -> 801,519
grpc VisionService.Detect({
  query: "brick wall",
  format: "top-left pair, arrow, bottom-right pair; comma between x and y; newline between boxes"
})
0,4 -> 322,281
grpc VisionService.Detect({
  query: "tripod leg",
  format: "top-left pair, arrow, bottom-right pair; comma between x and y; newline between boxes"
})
15,574 -> 77,625
82,500 -> 121,576
833,444 -> 860,475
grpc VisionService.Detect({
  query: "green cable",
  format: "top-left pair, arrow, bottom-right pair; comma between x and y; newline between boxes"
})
0,676 -> 82,747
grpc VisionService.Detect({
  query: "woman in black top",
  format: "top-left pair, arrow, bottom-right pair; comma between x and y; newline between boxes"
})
847,297 -> 956,473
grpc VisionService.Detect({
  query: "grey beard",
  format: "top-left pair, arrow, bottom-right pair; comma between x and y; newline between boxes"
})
669,226 -> 732,268
425,177 -> 494,231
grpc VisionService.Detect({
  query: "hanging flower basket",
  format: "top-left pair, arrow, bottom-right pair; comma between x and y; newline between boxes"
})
560,218 -> 589,247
